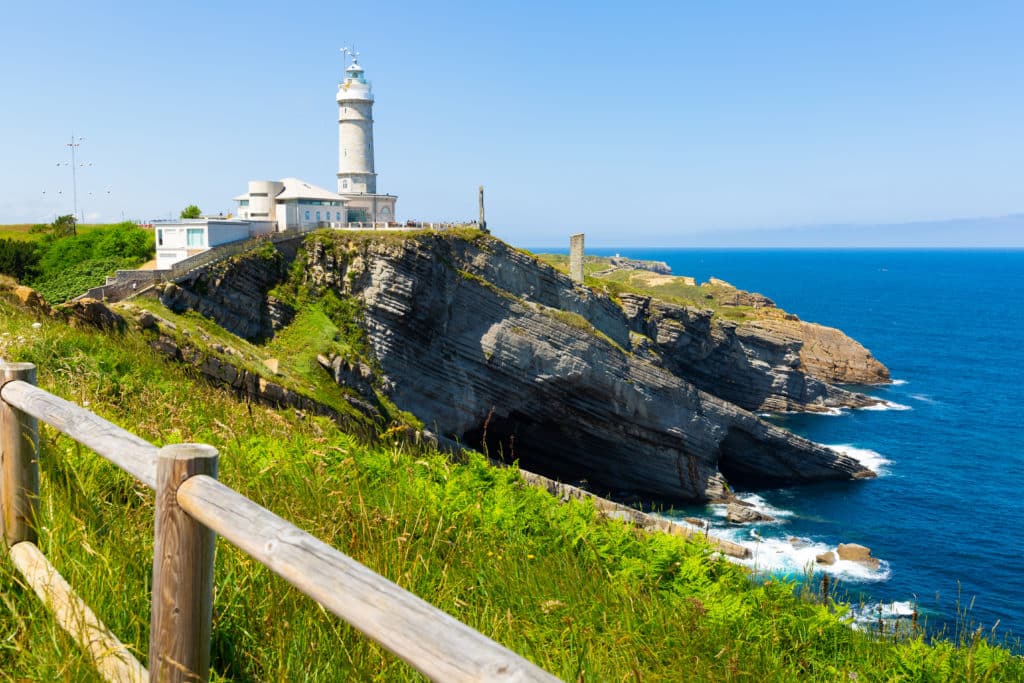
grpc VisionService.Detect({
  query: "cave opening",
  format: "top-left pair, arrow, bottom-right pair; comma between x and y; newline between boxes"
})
460,410 -> 628,495
717,426 -> 793,490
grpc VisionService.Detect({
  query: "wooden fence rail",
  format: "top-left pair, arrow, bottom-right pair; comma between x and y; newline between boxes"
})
0,361 -> 560,683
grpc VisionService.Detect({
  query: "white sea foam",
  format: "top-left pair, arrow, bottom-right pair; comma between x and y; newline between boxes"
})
828,444 -> 892,475
891,379 -> 909,386
820,407 -> 849,416
713,532 -> 891,583
763,407 -> 848,417
875,600 -> 916,618
859,400 -> 912,412
849,601 -> 918,630
910,393 -> 937,404
709,493 -> 793,522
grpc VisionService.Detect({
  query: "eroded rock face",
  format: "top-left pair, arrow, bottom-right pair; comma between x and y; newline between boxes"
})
157,231 -> 881,503
776,320 -> 890,385
59,298 -> 126,331
158,245 -> 295,342
297,233 -> 874,502
619,293 -> 885,413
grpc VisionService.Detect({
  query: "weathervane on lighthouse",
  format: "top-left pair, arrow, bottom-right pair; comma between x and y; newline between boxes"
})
340,46 -> 359,66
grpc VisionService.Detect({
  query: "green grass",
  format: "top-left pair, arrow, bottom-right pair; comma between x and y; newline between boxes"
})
0,223 -> 117,242
542,307 -> 627,353
0,222 -> 156,304
537,253 -> 772,322
123,296 -> 386,435
0,281 -> 1021,681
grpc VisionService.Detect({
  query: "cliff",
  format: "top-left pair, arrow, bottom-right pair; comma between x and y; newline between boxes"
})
152,230 -> 881,503
540,257 -> 890,412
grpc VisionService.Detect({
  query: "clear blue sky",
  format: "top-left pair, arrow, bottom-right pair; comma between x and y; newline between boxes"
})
2,1 -> 1022,246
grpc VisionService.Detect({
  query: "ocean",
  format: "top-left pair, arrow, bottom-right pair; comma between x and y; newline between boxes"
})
552,247 -> 1024,642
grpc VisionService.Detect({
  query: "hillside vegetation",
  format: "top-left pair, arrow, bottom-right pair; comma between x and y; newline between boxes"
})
0,265 -> 1021,680
537,253 -> 779,322
0,220 -> 154,304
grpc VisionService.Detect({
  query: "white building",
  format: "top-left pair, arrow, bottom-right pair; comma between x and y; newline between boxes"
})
154,218 -> 273,270
234,178 -> 348,232
336,55 -> 398,223
154,52 -> 401,271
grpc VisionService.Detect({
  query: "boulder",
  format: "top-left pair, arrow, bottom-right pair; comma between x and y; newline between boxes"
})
837,543 -> 881,570
60,298 -> 125,331
816,551 -> 836,565
13,286 -> 51,312
136,310 -> 160,330
317,353 -> 376,399
725,503 -> 774,524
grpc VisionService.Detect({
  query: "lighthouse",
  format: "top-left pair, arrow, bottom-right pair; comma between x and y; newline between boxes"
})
336,50 -> 397,224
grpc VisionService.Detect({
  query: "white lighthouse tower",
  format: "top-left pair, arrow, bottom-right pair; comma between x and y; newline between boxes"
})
336,49 -> 397,224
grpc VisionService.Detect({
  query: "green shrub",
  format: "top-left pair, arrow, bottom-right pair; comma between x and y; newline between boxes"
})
0,239 -> 40,281
31,256 -> 140,303
51,214 -> 77,238
27,223 -> 155,302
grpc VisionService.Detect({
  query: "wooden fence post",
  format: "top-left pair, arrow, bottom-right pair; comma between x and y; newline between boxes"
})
149,444 -> 218,683
1,362 -> 39,547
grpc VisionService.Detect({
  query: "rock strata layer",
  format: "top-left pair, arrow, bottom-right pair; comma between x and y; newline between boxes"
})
147,231 -> 882,503
618,293 -> 885,413
295,233 -> 875,501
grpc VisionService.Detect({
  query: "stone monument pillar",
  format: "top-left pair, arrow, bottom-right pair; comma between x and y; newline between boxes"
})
569,233 -> 585,284
478,185 -> 488,233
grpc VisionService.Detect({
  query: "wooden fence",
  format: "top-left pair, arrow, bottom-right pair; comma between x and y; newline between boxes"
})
0,361 -> 561,682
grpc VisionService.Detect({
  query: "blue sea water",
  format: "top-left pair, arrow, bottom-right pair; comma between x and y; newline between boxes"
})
565,248 -> 1024,641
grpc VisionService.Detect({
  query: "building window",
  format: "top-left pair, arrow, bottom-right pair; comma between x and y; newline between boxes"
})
250,192 -> 268,197
157,230 -> 163,246
316,211 -> 321,221
335,212 -> 341,221
238,199 -> 249,207
342,179 -> 349,189
186,228 -> 204,248
305,211 -> 310,220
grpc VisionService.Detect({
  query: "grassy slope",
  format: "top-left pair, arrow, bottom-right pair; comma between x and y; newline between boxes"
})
537,253 -> 768,322
0,282 -> 1020,681
0,223 -> 114,242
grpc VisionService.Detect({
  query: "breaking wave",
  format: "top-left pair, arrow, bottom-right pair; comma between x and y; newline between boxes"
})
828,444 -> 892,475
715,530 -> 892,583
860,400 -> 912,412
